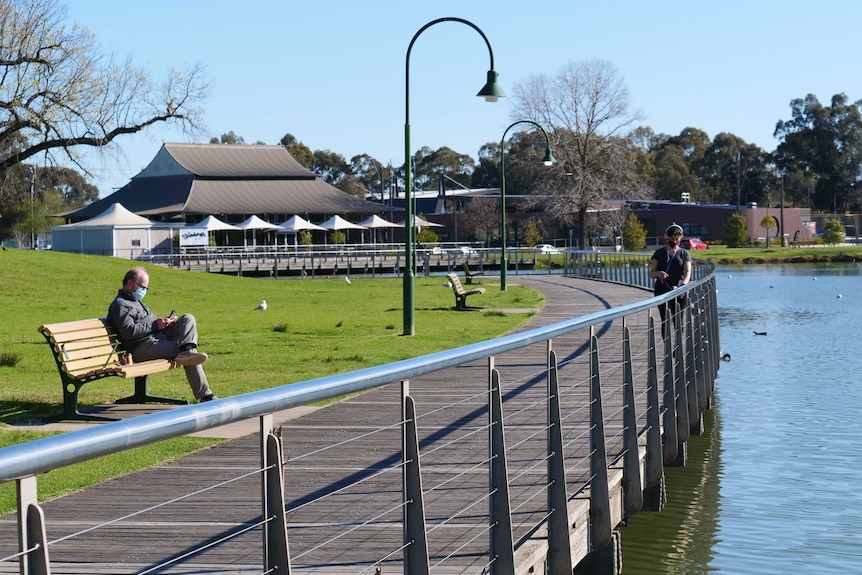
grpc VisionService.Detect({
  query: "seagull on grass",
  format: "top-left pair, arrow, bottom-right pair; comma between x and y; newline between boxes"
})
255,300 -> 267,311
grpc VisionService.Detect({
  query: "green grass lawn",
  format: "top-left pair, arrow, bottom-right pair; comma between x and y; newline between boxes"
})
0,249 -> 543,511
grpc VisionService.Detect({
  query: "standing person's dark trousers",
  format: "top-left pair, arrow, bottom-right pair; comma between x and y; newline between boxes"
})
126,314 -> 212,400
657,292 -> 687,340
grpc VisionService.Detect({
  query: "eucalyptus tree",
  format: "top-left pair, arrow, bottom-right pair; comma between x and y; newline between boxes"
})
412,146 -> 475,191
279,133 -> 314,169
349,153 -> 389,200
773,93 -> 862,212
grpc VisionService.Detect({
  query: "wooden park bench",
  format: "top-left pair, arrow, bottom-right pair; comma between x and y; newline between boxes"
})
447,272 -> 486,310
38,318 -> 188,421
461,262 -> 485,284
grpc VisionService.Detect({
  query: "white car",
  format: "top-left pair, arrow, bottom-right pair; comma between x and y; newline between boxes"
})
459,246 -> 478,254
535,244 -> 560,254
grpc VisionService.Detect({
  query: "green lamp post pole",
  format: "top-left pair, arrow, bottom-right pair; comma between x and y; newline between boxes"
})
403,17 -> 505,335
499,120 -> 555,291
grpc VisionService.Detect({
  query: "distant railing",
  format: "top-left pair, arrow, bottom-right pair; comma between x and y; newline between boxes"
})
0,252 -> 719,575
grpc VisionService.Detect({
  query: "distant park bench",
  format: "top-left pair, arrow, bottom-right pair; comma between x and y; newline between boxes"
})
461,262 -> 485,284
447,273 -> 486,310
38,318 -> 187,421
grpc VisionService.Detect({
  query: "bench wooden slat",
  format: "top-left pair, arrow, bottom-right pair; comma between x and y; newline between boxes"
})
59,341 -> 118,360
63,353 -> 123,375
39,319 -> 111,336
118,359 -> 175,379
46,326 -> 115,345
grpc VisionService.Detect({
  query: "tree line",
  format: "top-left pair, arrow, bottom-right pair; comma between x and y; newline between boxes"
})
2,0 -> 861,248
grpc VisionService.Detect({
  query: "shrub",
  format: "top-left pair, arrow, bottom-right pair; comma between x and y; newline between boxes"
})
622,213 -> 647,251
723,214 -> 749,248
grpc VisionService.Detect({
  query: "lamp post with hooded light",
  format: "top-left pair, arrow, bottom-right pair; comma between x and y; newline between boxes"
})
403,17 -> 505,335
500,120 -> 555,291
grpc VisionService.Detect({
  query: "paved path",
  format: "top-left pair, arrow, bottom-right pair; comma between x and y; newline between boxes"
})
0,274 -> 653,574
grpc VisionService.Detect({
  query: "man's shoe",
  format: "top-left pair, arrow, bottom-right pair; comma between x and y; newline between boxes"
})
174,350 -> 208,366
200,393 -> 218,402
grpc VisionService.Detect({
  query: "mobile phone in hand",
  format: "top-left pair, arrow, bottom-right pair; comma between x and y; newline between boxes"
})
169,310 -> 177,320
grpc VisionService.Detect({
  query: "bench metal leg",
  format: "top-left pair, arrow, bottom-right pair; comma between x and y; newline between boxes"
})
115,376 -> 190,406
50,380 -> 121,422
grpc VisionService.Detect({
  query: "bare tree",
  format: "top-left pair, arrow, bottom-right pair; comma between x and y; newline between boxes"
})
460,196 -> 501,246
0,0 -> 209,174
511,59 -> 648,248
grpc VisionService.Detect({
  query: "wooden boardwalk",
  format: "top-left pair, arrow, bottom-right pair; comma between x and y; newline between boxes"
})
0,275 -> 655,574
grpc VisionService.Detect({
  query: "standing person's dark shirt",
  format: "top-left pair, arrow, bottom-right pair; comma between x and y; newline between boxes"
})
650,246 -> 691,296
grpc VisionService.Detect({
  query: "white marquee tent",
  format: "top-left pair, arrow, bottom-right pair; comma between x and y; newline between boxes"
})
51,203 -> 176,258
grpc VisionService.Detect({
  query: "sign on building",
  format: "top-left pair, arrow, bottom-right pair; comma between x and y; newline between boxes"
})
179,228 -> 208,247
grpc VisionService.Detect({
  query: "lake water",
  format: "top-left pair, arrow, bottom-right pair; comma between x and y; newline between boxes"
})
620,263 -> 862,574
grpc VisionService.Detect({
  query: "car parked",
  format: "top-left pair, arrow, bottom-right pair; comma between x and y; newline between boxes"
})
681,237 -> 708,250
534,244 -> 560,254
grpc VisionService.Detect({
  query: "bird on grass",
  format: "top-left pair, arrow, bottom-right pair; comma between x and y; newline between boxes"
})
255,300 -> 267,311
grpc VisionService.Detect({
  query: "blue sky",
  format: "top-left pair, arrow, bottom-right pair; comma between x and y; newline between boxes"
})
62,0 -> 862,196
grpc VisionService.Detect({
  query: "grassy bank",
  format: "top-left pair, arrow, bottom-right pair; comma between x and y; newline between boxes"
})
692,244 -> 862,264
0,250 -> 542,510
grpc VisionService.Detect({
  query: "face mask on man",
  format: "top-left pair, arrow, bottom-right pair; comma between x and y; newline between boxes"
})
133,286 -> 147,301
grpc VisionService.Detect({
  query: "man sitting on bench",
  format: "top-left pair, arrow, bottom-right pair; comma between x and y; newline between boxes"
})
108,267 -> 218,403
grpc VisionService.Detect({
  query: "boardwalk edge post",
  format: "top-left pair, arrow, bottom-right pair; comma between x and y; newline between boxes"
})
547,346 -> 574,574
403,389 -> 430,575
489,367 -> 516,575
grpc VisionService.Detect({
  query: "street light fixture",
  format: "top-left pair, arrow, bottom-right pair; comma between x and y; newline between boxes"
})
499,120 -> 555,291
403,17 -> 504,335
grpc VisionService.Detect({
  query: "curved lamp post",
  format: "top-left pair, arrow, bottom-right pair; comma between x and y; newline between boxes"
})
500,120 -> 555,291
403,17 -> 505,335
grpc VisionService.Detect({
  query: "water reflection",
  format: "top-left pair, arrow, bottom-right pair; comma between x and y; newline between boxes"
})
621,410 -> 720,574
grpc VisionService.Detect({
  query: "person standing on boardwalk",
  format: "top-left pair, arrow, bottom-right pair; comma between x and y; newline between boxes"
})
649,223 -> 692,335
108,266 -> 218,402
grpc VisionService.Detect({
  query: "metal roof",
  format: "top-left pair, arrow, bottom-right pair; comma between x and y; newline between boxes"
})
61,143 -> 395,220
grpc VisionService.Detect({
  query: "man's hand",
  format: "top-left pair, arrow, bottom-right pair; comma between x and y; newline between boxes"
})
156,316 -> 175,330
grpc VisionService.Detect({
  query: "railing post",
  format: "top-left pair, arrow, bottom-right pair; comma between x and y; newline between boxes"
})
489,362 -> 515,575
684,301 -> 702,436
547,344 -> 573,574
669,308 -> 689,467
707,279 -> 721,400
621,319 -> 643,518
673,310 -> 690,444
588,327 -> 611,551
260,415 -> 291,574
692,287 -> 709,415
402,385 -> 430,575
661,316 -> 678,464
17,476 -> 50,575
643,314 -> 665,511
